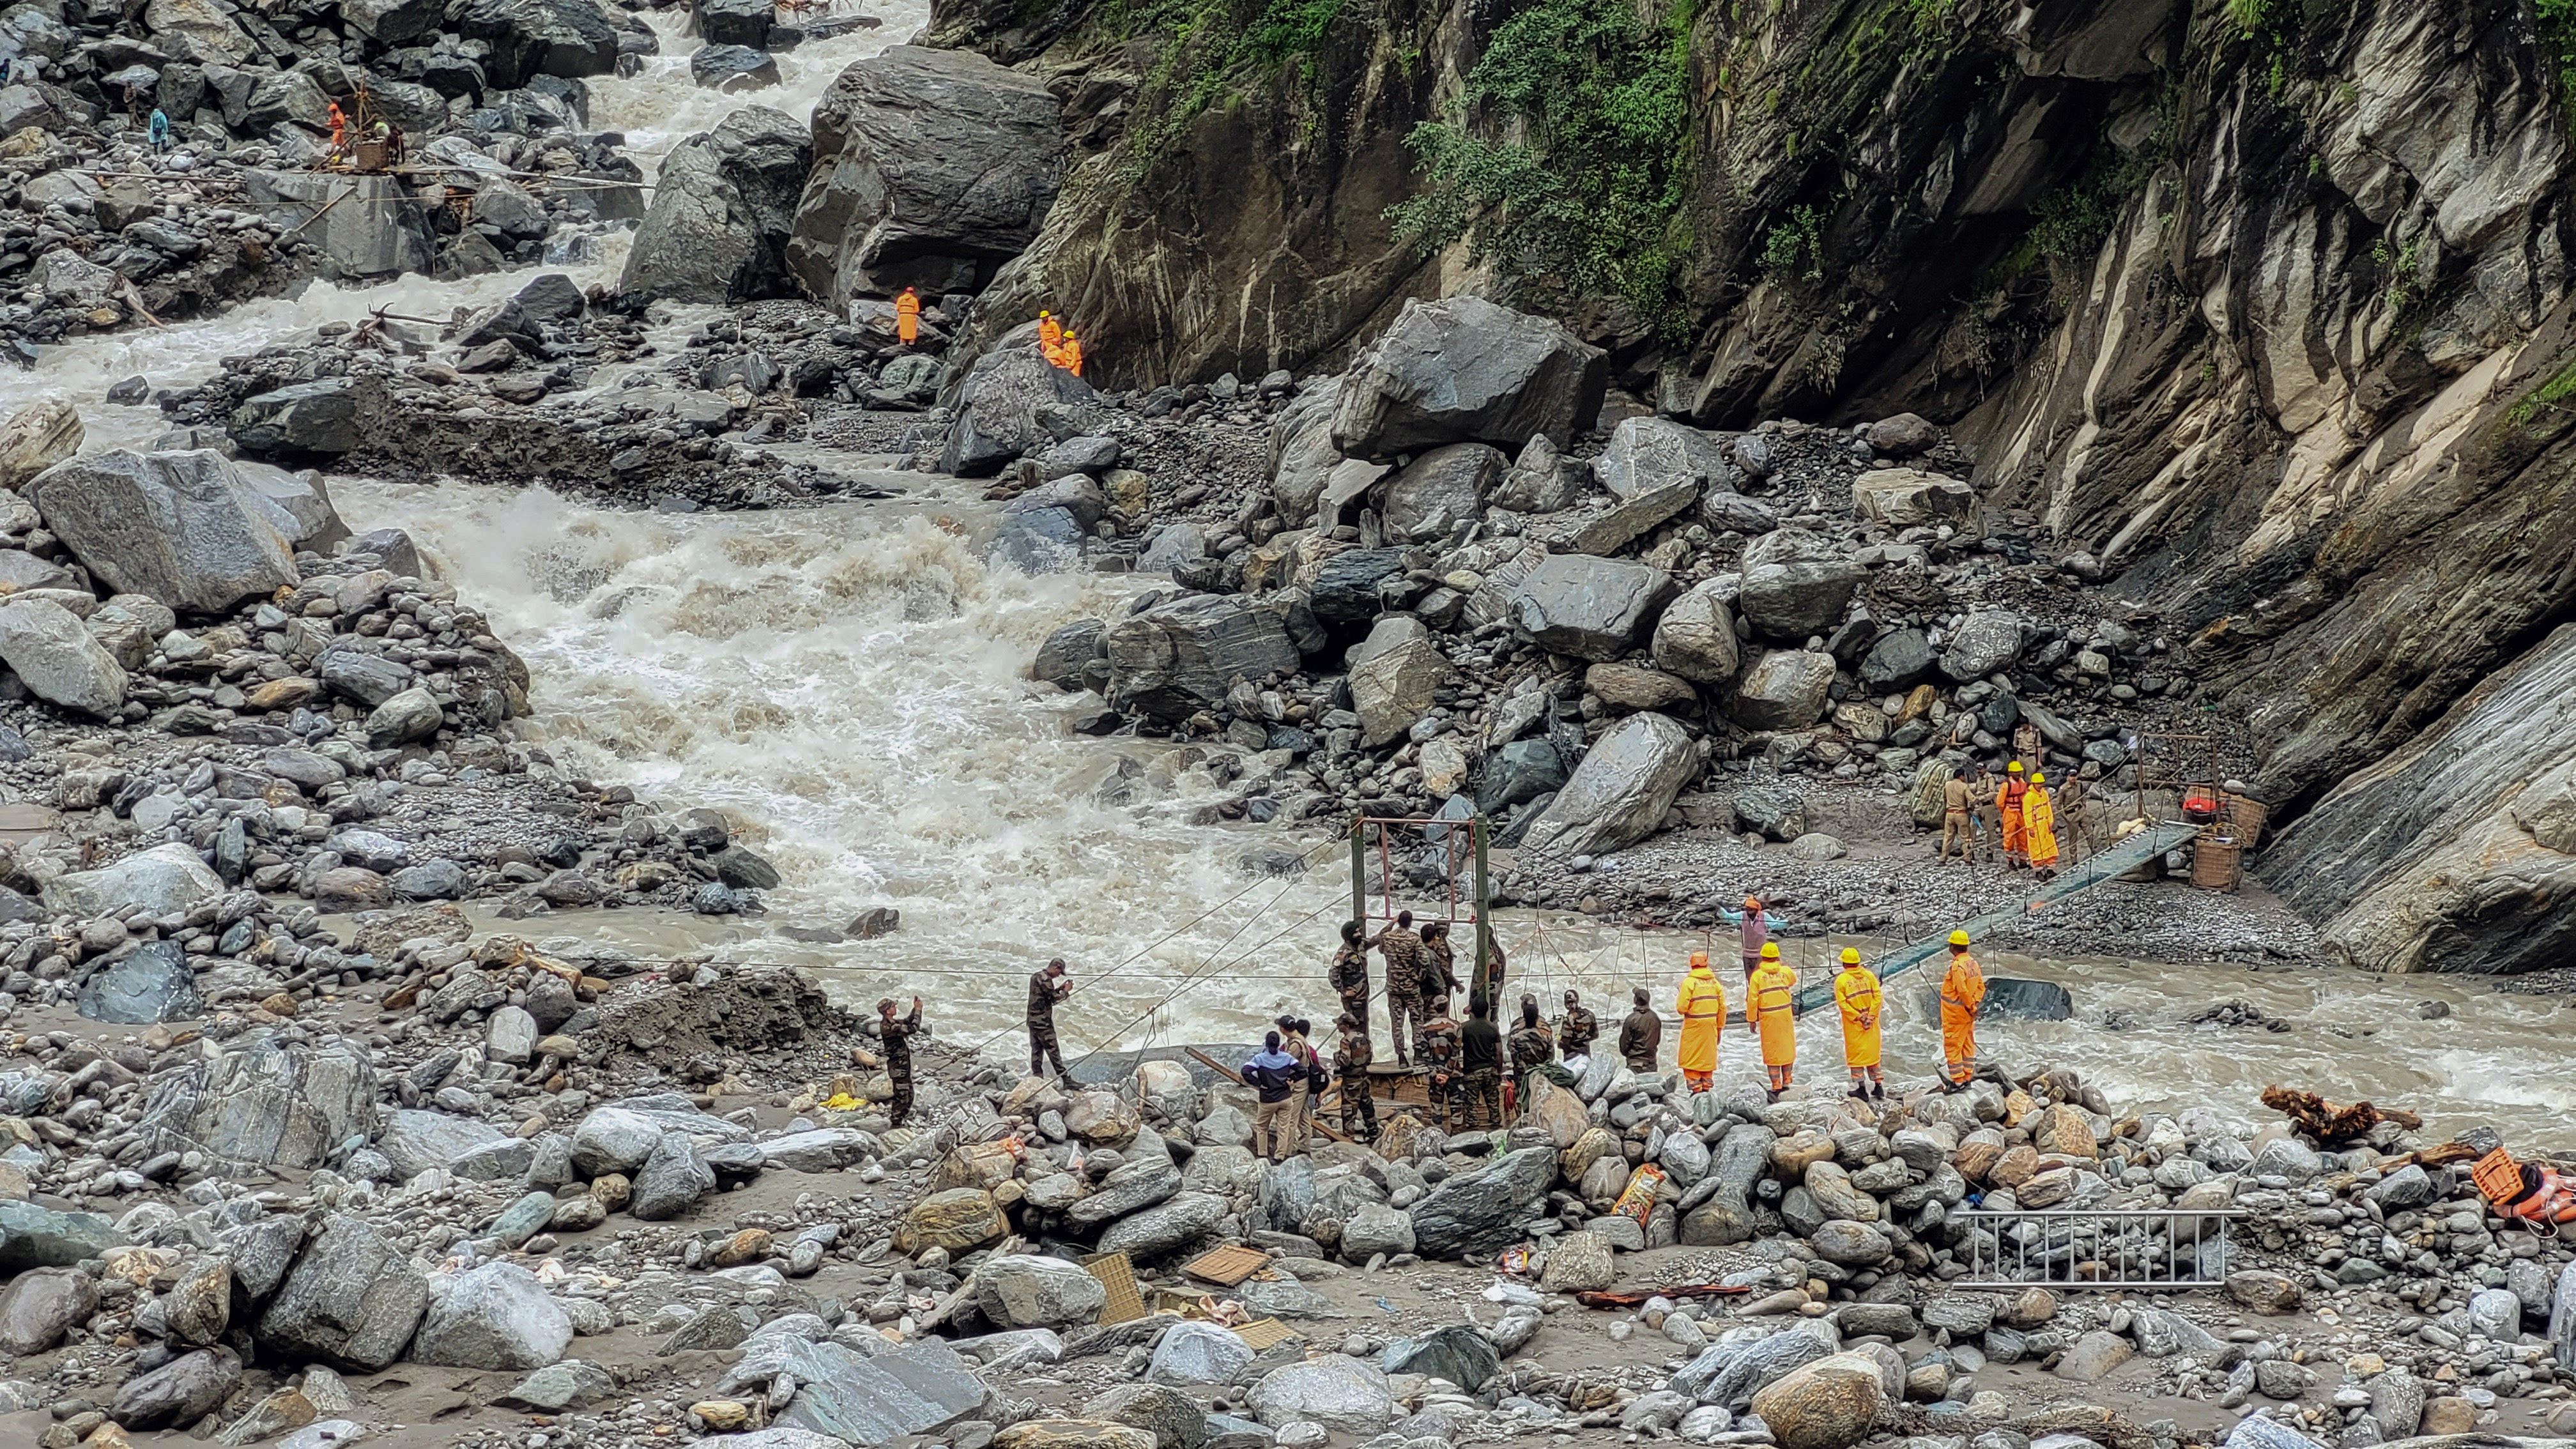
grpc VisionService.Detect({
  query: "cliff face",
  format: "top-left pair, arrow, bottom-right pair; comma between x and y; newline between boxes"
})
936,0 -> 2576,973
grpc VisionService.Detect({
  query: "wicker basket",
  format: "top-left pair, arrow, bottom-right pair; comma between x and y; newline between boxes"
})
2191,839 -> 2241,891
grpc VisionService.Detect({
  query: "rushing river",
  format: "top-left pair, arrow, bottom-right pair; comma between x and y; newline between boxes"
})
5,0 -> 2570,1149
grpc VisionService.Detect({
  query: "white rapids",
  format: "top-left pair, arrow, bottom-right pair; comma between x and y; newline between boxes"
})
12,0 -> 2575,1146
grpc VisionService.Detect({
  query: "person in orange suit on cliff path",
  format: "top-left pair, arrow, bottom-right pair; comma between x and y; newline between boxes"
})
895,286 -> 920,346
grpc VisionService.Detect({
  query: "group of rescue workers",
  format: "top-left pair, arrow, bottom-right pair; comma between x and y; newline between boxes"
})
883,295 -> 1083,377
1938,758 -> 2065,878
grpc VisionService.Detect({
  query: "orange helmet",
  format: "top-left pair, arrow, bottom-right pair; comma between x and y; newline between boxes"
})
1744,896 -> 1762,911
1689,950 -> 1709,969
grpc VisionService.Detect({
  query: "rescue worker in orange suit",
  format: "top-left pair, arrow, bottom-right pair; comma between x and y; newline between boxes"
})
1999,762 -> 2030,868
895,286 -> 921,346
1061,330 -> 1084,379
1747,941 -> 1797,1101
1938,930 -> 1986,1091
1038,309 -> 1062,351
1675,951 -> 1725,1094
2025,770 -> 2061,880
1833,947 -> 1884,1103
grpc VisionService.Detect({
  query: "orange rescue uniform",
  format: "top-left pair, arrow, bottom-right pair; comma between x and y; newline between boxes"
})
1940,949 -> 1986,1085
895,289 -> 920,344
1748,956 -> 1797,1092
1038,314 -> 1062,350
1834,964 -> 1882,1069
1675,965 -> 1725,1092
1061,335 -> 1084,379
2000,778 -> 2029,864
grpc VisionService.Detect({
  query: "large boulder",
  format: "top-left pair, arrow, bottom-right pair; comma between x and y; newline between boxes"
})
1380,443 -> 1501,544
75,940 -> 205,1024
618,106 -> 812,304
977,1255 -> 1109,1329
45,841 -> 222,921
1407,1145 -> 1556,1258
140,1030 -> 379,1174
1749,1351 -> 1888,1449
1268,377 -> 1343,526
0,1268 -> 98,1355
1331,297 -> 1607,458
1940,611 -> 2027,682
25,449 -> 297,612
1151,1320 -> 1255,1385
1593,417 -> 1736,500
1519,712 -> 1696,859
454,0 -> 621,88
1349,636 -> 1453,747
1851,468 -> 1973,526
1104,594 -> 1301,721
1738,532 -> 1867,642
941,346 -> 1102,477
1671,1326 -> 1836,1409
0,598 -> 127,716
256,1218 -> 430,1372
1730,650 -> 1837,732
896,1189 -> 1008,1256
692,0 -> 772,47
1246,1355 -> 1397,1436
1506,554 -> 1678,661
0,399 -> 80,488
787,45 -> 1065,307
1651,582 -> 1740,683
0,1202 -> 125,1274
412,1262 -> 572,1370
240,172 -> 434,280
378,1109 -> 509,1182
1493,434 -> 1584,513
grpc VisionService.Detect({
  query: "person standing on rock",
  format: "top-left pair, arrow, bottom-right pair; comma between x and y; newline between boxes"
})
1556,989 -> 1598,1060
1241,1032 -> 1305,1162
1748,942 -> 1798,1102
1459,997 -> 1502,1129
1724,898 -> 1770,980
1370,911 -> 1425,1066
1027,958 -> 1073,1086
1418,997 -> 1460,1124
1676,951 -> 1725,1094
1940,771 -> 1979,866
1939,930 -> 1987,1091
1832,949 -> 1884,1104
1332,1012 -> 1376,1143
1999,762 -> 2030,869
1620,987 -> 1661,1073
1330,921 -> 1372,1043
2025,772 -> 2062,881
896,286 -> 921,346
1416,920 -> 1462,1017
1506,993 -> 1554,1110
878,995 -> 923,1127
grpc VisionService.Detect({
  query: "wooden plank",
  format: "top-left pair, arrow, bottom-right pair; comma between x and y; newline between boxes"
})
1182,1244 -> 1274,1287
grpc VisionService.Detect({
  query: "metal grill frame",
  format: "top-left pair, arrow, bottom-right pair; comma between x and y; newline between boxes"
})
1955,1208 -> 2246,1290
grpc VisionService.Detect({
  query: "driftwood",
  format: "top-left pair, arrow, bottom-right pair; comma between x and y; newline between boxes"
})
2260,1084 -> 2421,1142
1572,1283 -> 1751,1310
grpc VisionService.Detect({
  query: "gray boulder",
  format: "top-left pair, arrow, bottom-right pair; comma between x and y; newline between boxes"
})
691,42 -> 781,91
240,172 -> 434,280
1268,376 -> 1344,526
1651,581 -> 1740,683
0,399 -> 81,489
1382,1322 -> 1501,1390
1738,533 -> 1866,643
1520,712 -> 1695,859
75,940 -> 205,1024
1062,1156 -> 1184,1229
571,1105 -> 675,1175
1671,1328 -> 1836,1410
620,106 -> 811,305
1507,554 -> 1678,661
692,0 -> 770,44
236,463 -> 349,552
0,598 -> 127,716
1492,433 -> 1584,514
367,686 -> 444,747
1095,1190 -> 1228,1262
0,1267 -> 98,1354
454,0 -> 621,88
0,1200 -> 125,1274
256,1218 -> 431,1372
631,1131 -> 717,1220
1857,629 -> 1934,690
319,645 -> 414,707
412,1262 -> 572,1370
1308,547 -> 1406,624
45,841 -> 222,919
1104,594 -> 1301,721
378,1108 -> 509,1182
940,347 -> 1102,477
1380,443 -> 1500,544
1408,1145 -> 1557,1258
1594,417 -> 1736,500
26,449 -> 297,612
787,45 -> 1064,307
1940,611 -> 2026,682
977,1254 -> 1109,1329
1247,1355 -> 1397,1436
1033,618 -> 1107,691
1331,296 -> 1607,458
141,1029 -> 379,1173
1851,468 -> 1973,526
1350,636 -> 1453,747
1151,1319 -> 1255,1385
1476,738 -> 1567,812
1731,650 -> 1837,732
111,1347 -> 241,1430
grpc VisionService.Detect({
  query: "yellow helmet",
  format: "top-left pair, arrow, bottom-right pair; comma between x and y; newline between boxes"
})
1948,930 -> 1971,947
1039,310 -> 1050,318
1689,950 -> 1708,968
2032,772 -> 2046,784
2007,761 -> 2023,773
1761,942 -> 1781,960
1839,947 -> 1861,965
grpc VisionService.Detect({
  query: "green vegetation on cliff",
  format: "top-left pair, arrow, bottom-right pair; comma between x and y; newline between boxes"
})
1117,0 -> 1347,171
1386,0 -> 1693,334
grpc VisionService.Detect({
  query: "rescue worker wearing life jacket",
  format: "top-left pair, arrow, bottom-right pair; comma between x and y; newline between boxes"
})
1834,947 -> 1884,1103
1999,762 -> 2030,868
2025,770 -> 2061,880
1675,951 -> 1724,1094
1747,942 -> 1797,1101
895,286 -> 921,346
2474,1146 -> 2576,1225
1939,930 -> 1986,1091
1060,330 -> 1084,379
1038,310 -> 1062,351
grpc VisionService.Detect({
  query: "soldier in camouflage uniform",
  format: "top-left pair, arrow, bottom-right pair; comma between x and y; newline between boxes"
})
1416,921 -> 1462,1010
1556,989 -> 1598,1060
1330,921 -> 1372,1042
1459,997 -> 1502,1130
1027,958 -> 1072,1085
878,995 -> 923,1127
1332,1012 -> 1376,1143
1370,911 -> 1424,1066
1506,993 -> 1556,1112
1416,996 -> 1460,1126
